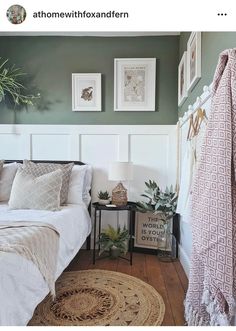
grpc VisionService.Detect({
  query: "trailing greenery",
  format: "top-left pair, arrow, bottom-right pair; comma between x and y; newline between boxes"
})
98,190 -> 110,200
136,180 -> 178,221
0,58 -> 40,108
97,225 -> 129,256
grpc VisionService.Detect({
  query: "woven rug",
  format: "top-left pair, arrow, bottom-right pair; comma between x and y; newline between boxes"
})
29,269 -> 165,326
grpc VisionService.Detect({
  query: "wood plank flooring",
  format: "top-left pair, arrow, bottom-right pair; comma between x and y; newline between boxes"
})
66,250 -> 188,326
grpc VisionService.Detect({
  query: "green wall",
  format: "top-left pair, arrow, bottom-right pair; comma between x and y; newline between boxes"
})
178,32 -> 236,116
0,36 -> 179,124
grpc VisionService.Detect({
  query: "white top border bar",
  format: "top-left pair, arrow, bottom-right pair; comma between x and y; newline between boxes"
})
0,0 -> 236,32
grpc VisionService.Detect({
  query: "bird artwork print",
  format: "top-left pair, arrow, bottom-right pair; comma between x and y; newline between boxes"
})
81,86 -> 93,101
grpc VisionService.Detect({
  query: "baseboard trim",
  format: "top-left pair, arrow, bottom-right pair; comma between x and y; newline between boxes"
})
178,244 -> 190,278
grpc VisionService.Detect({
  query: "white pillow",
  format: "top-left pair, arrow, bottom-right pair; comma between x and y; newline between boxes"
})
83,164 -> 92,206
9,168 -> 63,211
0,162 -> 19,201
67,165 -> 92,205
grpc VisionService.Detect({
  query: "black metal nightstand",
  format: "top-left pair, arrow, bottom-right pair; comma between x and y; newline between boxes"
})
92,202 -> 136,265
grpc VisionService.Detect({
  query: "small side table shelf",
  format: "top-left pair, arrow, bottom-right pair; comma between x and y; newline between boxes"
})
92,202 -> 136,265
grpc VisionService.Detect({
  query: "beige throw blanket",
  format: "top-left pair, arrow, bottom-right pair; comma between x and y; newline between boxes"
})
0,221 -> 59,296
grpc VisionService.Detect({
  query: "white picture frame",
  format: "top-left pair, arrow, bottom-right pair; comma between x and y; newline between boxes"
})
178,51 -> 188,107
114,58 -> 156,111
187,32 -> 201,91
72,73 -> 101,111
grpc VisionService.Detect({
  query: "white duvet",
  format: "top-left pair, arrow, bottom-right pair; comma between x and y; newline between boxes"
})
0,202 -> 91,326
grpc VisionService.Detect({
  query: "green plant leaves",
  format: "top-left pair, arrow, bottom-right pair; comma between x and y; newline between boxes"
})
0,58 -> 40,108
97,225 -> 129,255
98,190 -> 110,200
136,180 -> 178,221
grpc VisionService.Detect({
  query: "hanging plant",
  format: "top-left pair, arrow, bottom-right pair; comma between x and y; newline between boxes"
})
0,58 -> 40,108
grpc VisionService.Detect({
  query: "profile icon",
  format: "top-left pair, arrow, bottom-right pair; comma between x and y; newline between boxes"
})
7,4 -> 26,24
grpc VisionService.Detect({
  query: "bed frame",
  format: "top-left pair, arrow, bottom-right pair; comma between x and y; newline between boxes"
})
5,159 -> 91,250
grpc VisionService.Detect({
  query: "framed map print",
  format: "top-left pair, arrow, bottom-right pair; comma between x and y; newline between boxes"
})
72,73 -> 101,111
114,58 -> 156,111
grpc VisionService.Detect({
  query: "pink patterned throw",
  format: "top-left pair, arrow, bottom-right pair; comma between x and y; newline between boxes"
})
185,49 -> 236,326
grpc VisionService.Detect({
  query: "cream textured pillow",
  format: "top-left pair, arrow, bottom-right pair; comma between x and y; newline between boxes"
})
23,160 -> 74,205
0,162 -> 19,201
9,167 -> 63,211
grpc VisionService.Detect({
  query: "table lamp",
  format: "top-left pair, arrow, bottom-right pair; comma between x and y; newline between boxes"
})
108,161 -> 133,206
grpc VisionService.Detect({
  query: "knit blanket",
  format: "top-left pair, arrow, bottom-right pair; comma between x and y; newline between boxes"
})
185,48 -> 236,326
0,221 -> 59,297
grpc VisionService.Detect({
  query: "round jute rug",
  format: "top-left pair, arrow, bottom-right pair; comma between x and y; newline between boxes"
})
29,269 -> 165,326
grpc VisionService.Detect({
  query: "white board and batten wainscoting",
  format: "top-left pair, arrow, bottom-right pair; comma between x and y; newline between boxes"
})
0,124 -> 177,243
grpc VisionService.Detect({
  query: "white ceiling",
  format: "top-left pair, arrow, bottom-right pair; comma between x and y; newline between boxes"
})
0,31 -> 180,37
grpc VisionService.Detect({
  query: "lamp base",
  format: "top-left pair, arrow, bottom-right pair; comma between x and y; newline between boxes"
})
112,182 -> 128,206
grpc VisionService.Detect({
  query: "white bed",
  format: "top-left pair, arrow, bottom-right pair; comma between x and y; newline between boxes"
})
0,201 -> 91,326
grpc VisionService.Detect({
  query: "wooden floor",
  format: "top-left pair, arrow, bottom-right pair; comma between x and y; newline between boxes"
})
66,250 -> 188,326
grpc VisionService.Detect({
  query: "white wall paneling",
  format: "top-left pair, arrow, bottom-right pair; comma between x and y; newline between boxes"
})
0,124 -> 177,244
81,134 -> 119,229
0,133 -> 24,160
130,134 -> 168,201
31,134 -> 71,160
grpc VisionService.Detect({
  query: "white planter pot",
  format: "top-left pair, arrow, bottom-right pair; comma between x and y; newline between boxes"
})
98,199 -> 110,205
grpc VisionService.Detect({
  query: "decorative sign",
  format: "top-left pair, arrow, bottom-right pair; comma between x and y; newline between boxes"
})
135,212 -> 172,251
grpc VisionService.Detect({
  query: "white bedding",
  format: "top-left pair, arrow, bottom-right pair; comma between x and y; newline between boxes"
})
0,202 -> 91,326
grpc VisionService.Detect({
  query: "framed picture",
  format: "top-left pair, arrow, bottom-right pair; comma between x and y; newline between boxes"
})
134,212 -> 172,252
72,73 -> 101,111
178,51 -> 188,106
114,58 -> 156,111
187,32 -> 201,91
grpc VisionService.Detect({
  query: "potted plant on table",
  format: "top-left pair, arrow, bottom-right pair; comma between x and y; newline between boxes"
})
97,190 -> 110,205
97,224 -> 129,259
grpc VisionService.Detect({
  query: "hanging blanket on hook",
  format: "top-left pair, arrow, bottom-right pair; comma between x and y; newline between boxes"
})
185,48 -> 236,326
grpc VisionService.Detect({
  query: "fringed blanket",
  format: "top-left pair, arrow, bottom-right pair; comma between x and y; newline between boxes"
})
0,221 -> 59,296
185,48 -> 236,326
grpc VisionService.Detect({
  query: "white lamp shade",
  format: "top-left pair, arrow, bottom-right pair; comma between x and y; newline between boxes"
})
109,162 -> 133,181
